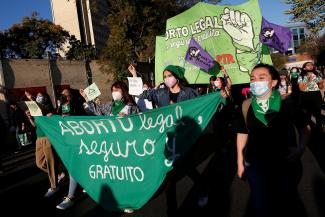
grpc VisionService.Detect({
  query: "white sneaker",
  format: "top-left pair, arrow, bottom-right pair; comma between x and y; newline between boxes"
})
44,187 -> 59,198
56,197 -> 74,210
123,208 -> 134,214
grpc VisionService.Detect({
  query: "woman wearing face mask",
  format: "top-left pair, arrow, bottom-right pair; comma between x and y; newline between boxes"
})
128,64 -> 198,107
129,64 -> 210,215
80,81 -> 138,116
79,81 -> 138,213
298,62 -> 323,131
236,63 -> 311,217
278,70 -> 292,99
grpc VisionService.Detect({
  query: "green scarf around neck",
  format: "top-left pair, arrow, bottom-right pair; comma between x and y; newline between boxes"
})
111,100 -> 126,115
251,90 -> 281,126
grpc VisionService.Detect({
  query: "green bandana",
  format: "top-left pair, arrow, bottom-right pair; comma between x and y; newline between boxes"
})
61,103 -> 71,114
290,72 -> 299,79
111,100 -> 126,115
251,90 -> 281,126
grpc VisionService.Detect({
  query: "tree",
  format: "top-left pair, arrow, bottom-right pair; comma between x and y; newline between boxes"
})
2,12 -> 69,59
270,53 -> 287,70
285,0 -> 325,34
298,33 -> 325,65
65,35 -> 97,61
99,0 -> 221,80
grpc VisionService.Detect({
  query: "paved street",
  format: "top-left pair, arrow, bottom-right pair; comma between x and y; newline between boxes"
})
0,130 -> 324,217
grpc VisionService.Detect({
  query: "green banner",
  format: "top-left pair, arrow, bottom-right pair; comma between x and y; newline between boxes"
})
155,0 -> 272,85
35,92 -> 225,211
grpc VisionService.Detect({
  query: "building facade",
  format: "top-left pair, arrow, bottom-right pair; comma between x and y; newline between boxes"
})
287,23 -> 309,55
50,0 -> 109,55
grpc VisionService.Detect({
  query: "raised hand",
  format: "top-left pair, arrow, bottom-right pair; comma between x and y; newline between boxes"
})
128,64 -> 137,77
221,8 -> 254,50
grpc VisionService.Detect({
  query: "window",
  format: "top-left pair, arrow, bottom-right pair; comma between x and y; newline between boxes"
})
292,28 -> 298,35
299,28 -> 305,34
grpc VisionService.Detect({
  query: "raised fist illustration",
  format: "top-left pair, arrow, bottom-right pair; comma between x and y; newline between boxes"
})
221,8 -> 254,50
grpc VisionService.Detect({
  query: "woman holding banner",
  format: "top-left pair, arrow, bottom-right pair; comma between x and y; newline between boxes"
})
79,81 -> 138,213
80,81 -> 138,116
128,64 -> 209,215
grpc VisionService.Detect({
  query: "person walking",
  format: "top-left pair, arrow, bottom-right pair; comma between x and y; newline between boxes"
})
128,64 -> 208,216
79,81 -> 138,213
236,63 -> 311,217
31,91 -> 61,198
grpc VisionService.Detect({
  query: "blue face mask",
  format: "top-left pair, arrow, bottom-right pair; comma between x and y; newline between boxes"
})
250,81 -> 271,97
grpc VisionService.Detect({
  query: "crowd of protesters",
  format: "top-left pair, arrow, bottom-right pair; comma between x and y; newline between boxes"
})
0,60 -> 324,217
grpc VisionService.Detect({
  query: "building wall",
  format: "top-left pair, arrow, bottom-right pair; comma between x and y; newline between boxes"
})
89,61 -> 112,102
51,0 -> 82,40
50,0 -> 109,55
1,59 -> 112,107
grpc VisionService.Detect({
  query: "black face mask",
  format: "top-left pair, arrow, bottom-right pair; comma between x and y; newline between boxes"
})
61,95 -> 68,103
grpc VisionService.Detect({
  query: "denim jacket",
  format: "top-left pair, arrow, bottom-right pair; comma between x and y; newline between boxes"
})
139,87 -> 198,107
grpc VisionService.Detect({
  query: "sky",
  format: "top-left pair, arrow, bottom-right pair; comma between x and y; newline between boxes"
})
0,0 -> 292,31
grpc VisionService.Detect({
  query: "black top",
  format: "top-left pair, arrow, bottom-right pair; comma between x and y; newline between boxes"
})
235,97 -> 308,167
169,91 -> 180,104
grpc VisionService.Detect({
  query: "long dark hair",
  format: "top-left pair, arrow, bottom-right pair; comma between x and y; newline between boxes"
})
252,63 -> 280,89
36,91 -> 54,115
111,81 -> 136,105
301,61 -> 318,77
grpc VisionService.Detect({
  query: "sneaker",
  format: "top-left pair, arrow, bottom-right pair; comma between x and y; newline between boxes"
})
82,189 -> 87,193
197,195 -> 208,208
56,197 -> 74,210
44,187 -> 59,198
58,172 -> 66,184
123,208 -> 134,214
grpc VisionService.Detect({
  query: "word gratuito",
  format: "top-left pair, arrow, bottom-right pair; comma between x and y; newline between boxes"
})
89,164 -> 144,182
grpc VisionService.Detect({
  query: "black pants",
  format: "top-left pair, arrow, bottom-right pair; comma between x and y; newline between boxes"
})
300,91 -> 323,129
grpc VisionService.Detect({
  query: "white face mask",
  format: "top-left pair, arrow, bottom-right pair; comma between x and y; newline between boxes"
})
36,96 -> 44,104
112,91 -> 122,101
250,81 -> 271,97
214,80 -> 221,88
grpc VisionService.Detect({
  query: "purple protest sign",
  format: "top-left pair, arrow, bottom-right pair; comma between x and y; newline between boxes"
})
259,17 -> 292,53
185,37 -> 216,72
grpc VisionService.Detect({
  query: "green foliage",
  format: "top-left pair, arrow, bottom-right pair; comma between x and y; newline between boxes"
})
285,0 -> 325,34
100,0 -> 221,80
65,35 -> 97,61
270,53 -> 287,70
298,33 -> 325,65
1,12 -> 69,58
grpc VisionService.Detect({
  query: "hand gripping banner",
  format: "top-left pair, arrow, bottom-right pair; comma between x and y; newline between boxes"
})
34,92 -> 225,211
